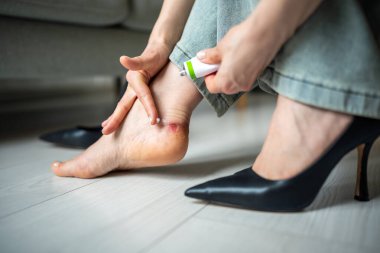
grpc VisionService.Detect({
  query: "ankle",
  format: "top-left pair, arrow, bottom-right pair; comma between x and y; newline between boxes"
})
252,96 -> 354,180
159,107 -> 192,125
150,62 -> 203,125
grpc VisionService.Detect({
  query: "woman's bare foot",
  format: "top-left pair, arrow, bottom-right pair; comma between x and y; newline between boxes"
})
51,63 -> 203,178
252,95 -> 353,180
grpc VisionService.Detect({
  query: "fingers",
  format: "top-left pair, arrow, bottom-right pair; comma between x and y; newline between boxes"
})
102,70 -> 160,135
204,69 -> 247,95
101,115 -> 111,128
205,73 -> 237,94
204,74 -> 219,93
197,47 -> 222,64
199,47 -> 240,94
119,55 -> 160,124
106,53 -> 160,134
102,88 -> 137,135
127,71 -> 159,125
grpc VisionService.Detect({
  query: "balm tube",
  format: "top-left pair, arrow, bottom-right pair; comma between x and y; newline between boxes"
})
179,57 -> 220,80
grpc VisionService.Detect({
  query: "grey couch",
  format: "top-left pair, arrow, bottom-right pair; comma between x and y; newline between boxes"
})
0,0 -> 161,79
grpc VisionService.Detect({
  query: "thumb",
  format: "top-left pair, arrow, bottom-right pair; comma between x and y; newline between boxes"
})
120,54 -> 154,71
197,47 -> 222,64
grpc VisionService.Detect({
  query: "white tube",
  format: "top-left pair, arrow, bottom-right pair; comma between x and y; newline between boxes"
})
179,57 -> 220,80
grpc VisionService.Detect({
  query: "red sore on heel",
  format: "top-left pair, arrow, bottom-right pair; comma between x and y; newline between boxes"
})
168,123 -> 178,132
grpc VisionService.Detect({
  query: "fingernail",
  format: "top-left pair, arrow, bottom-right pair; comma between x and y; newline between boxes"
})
197,51 -> 206,60
156,118 -> 161,124
149,116 -> 153,124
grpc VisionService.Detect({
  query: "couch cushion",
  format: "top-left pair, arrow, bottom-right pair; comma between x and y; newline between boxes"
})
0,0 -> 129,26
122,0 -> 161,31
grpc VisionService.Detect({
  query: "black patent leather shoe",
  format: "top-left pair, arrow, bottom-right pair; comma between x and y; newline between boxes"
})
40,125 -> 102,149
185,117 -> 380,212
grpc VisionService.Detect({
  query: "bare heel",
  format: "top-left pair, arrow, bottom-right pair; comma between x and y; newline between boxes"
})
354,140 -> 375,201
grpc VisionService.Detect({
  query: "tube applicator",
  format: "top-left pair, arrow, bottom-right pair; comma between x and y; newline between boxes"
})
179,57 -> 220,80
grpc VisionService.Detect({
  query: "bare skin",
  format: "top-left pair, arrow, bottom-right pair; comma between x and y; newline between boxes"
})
252,96 -> 352,180
51,63 -> 202,178
51,1 -> 352,181
52,63 -> 353,181
194,0 -> 352,181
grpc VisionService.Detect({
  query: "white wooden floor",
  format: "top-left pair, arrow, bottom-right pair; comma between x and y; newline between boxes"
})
0,94 -> 379,253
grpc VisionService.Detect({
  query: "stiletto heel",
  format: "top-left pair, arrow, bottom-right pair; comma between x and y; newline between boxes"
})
354,140 -> 375,201
185,117 -> 380,212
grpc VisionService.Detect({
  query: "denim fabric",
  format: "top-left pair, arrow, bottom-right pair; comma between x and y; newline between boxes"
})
169,0 -> 380,118
169,0 -> 245,117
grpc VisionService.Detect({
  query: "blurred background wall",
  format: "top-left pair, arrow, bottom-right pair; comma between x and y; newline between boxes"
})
0,0 -> 161,137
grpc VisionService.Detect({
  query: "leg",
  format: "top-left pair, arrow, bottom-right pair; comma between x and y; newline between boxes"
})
184,0 -> 380,210
252,95 -> 352,180
252,0 -> 379,179
52,62 -> 202,178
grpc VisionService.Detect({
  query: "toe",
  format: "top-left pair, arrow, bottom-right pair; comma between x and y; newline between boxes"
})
51,161 -> 66,177
51,158 -> 97,179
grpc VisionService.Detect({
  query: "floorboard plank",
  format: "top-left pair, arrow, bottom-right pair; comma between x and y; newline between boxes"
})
189,148 -> 380,251
0,155 -> 252,253
0,147 -> 98,218
147,217 -> 376,253
1,94 -> 378,253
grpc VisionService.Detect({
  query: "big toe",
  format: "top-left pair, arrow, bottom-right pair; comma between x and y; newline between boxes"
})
51,157 -> 99,179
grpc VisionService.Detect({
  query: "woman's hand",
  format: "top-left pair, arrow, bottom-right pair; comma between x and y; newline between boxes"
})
198,0 -> 322,95
101,0 -> 195,135
198,22 -> 280,94
101,42 -> 171,135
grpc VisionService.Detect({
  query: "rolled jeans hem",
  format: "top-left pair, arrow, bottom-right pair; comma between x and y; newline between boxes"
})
258,68 -> 380,119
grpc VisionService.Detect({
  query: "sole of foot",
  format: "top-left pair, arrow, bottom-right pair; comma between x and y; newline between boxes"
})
52,62 -> 203,178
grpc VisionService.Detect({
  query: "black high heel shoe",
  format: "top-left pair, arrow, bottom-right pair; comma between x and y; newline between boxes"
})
185,116 -> 380,212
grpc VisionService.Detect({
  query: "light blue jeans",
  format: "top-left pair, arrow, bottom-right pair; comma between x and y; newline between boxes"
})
169,0 -> 380,119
